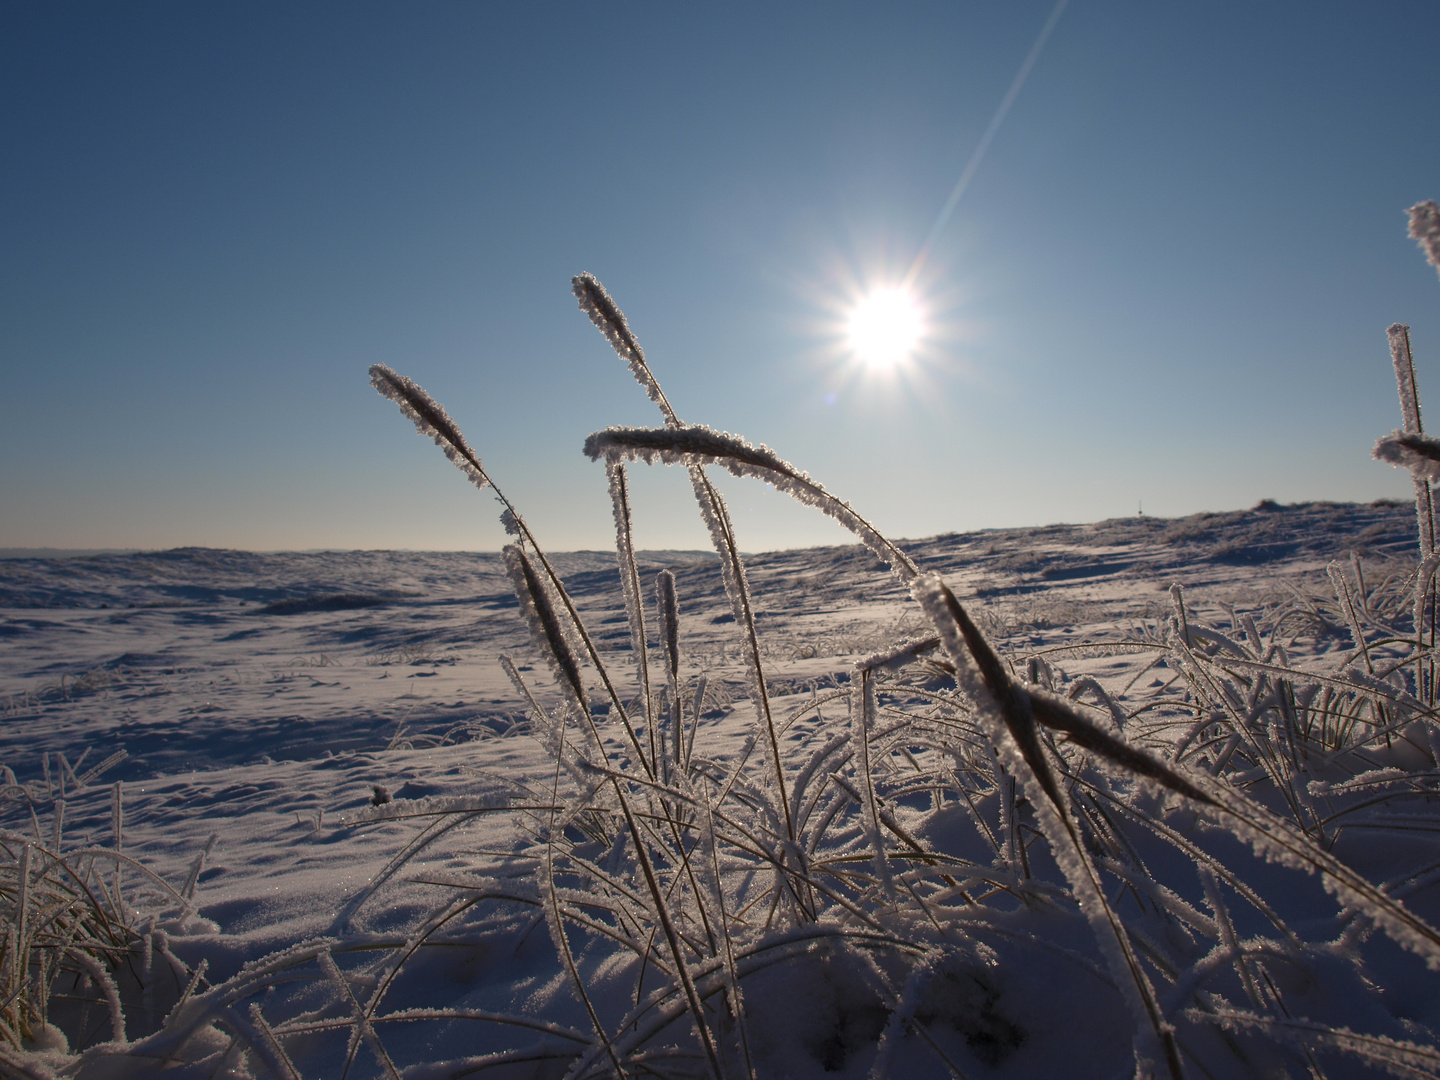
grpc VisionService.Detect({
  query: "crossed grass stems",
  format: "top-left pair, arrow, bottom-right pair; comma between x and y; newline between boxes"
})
36,245 -> 1440,1077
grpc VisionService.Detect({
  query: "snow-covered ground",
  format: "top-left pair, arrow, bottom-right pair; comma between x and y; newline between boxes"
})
2,498 -> 1437,1078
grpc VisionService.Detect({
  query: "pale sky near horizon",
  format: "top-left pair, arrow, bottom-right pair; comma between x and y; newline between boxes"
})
4,2 -> 1440,553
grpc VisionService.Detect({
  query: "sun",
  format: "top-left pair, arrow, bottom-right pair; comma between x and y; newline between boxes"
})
846,287 -> 924,370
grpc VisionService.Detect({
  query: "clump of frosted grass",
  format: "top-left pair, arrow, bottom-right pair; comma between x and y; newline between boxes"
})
57,214 -> 1440,1078
0,754 -> 210,1070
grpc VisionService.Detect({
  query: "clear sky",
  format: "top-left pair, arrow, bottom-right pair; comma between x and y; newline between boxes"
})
4,2 -> 1440,553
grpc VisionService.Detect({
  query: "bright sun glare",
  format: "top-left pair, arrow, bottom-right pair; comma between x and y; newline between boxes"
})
847,287 -> 924,370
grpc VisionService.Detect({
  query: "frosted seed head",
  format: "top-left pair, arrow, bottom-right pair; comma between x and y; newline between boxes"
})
585,423 -> 919,581
572,273 -> 643,365
502,544 -> 589,720
1409,201 -> 1440,276
656,570 -> 680,680
571,273 -> 678,423
1375,430 -> 1440,484
368,364 -> 490,492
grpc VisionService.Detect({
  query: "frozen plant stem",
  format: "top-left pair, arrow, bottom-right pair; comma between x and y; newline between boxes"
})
574,274 -> 801,846
1389,324 -> 1436,561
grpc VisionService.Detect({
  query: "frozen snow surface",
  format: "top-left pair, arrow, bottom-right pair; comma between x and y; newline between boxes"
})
2,499 -> 1438,1078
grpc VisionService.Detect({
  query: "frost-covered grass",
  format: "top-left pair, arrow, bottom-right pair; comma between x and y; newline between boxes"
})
11,210 -> 1440,1077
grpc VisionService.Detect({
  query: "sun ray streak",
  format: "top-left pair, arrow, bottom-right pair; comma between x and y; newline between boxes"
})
904,0 -> 1071,289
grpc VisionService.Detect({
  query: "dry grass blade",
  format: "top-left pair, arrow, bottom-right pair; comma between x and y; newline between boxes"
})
1382,320 -> 1438,564
850,670 -> 894,902
857,635 -> 942,674
247,1001 -> 304,1080
656,569 -> 681,778
656,570 -> 680,684
686,466 -> 796,848
1390,323 -> 1425,435
537,814 -> 626,1080
366,333 -> 739,1077
610,795 -> 726,1080
1185,770 -> 1440,970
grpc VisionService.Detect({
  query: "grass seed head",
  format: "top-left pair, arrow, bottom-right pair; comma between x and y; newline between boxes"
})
1409,200 -> 1440,277
369,364 -> 490,492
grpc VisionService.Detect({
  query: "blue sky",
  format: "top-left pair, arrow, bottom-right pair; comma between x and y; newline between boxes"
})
3,1 -> 1439,552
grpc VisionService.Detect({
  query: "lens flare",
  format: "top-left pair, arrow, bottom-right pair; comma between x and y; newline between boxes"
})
847,288 -> 924,370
